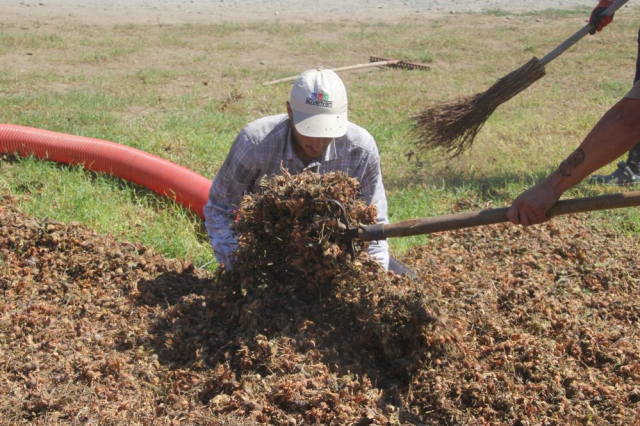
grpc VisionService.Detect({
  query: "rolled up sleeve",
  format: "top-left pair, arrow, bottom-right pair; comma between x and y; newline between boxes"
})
358,147 -> 390,270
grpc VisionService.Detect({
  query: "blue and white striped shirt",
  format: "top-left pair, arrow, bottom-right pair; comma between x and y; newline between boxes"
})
203,114 -> 389,269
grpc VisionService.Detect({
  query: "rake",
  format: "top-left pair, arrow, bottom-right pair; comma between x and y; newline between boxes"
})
413,0 -> 629,158
262,56 -> 430,86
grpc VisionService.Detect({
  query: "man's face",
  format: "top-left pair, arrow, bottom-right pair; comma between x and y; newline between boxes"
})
287,101 -> 333,162
292,126 -> 332,159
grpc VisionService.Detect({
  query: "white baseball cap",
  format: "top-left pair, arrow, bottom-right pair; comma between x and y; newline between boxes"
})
289,68 -> 348,138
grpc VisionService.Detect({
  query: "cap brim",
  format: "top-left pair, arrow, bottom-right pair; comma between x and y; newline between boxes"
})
291,110 -> 348,138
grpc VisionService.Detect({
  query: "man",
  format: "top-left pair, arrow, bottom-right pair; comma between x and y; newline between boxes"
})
204,68 -> 412,274
588,0 -> 640,185
507,72 -> 640,226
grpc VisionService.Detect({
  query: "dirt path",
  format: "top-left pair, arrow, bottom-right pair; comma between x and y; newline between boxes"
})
4,0 -> 592,25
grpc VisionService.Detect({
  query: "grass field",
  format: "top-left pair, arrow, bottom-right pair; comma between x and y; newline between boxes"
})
1,6 -> 640,270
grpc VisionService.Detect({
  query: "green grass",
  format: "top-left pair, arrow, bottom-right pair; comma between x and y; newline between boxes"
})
483,7 -> 591,18
0,157 -> 212,267
1,6 -> 640,270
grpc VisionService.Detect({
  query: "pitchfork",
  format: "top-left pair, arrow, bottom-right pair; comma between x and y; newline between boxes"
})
324,190 -> 640,258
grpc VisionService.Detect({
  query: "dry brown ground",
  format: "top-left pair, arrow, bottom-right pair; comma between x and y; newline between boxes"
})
3,0 -> 590,27
1,178 -> 639,424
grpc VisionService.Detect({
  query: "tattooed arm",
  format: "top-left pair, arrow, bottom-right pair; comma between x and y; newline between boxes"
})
557,148 -> 585,177
507,97 -> 640,227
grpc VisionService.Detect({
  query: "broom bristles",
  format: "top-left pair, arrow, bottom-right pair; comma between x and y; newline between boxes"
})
413,57 -> 546,158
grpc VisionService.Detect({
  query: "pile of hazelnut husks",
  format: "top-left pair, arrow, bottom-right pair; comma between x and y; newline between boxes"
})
5,168 -> 637,425
210,169 -> 450,380
231,168 -> 376,280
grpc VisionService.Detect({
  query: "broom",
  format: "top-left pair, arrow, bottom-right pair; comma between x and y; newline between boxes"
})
413,0 -> 629,158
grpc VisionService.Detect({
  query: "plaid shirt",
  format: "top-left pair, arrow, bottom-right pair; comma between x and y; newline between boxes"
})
204,114 -> 389,269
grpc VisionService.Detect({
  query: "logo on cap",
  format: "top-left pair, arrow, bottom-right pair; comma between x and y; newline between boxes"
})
306,92 -> 333,108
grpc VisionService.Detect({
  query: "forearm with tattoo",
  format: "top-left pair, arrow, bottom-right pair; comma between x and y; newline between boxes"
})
556,148 -> 585,177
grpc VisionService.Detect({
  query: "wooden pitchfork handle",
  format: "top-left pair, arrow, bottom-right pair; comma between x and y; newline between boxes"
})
353,190 -> 640,242
540,0 -> 629,66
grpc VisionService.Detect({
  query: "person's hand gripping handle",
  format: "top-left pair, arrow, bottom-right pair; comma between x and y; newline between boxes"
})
589,0 -> 614,35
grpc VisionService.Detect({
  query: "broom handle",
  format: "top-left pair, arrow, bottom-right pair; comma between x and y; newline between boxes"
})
262,60 -> 400,86
356,190 -> 640,241
540,0 -> 629,66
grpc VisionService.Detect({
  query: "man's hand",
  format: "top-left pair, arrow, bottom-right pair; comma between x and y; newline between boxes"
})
589,0 -> 614,35
506,180 -> 561,227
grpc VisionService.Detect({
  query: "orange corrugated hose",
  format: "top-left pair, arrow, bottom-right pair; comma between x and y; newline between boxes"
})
0,124 -> 211,218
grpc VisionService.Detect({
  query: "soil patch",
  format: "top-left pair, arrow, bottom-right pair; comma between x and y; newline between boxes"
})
1,1 -> 591,27
1,169 -> 639,424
